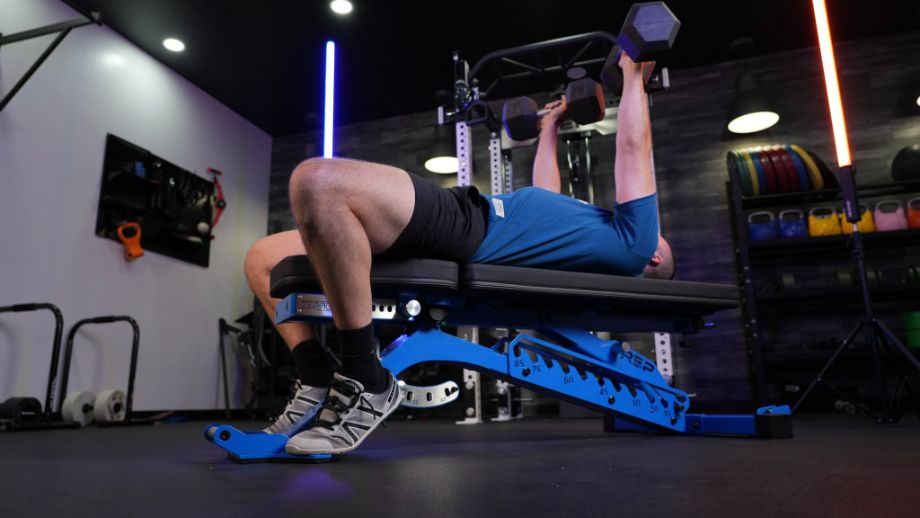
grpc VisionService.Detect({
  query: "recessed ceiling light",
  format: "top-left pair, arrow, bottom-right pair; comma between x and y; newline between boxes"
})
163,38 -> 185,52
330,0 -> 353,15
916,95 -> 920,107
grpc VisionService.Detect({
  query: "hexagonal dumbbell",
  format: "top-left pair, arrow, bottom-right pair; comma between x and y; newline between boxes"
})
600,2 -> 680,96
502,77 -> 605,141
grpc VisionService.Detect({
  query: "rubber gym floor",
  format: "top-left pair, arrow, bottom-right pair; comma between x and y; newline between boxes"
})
1,413 -> 918,517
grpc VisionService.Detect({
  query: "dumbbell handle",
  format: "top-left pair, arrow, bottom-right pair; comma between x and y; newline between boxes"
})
502,99 -> 563,141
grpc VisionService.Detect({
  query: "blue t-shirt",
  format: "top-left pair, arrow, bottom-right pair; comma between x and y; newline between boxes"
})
470,188 -> 659,276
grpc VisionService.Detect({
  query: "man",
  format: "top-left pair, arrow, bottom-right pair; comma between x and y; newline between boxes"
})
242,52 -> 674,455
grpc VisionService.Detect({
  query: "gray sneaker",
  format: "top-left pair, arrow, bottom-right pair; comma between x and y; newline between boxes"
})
285,372 -> 402,455
262,380 -> 326,436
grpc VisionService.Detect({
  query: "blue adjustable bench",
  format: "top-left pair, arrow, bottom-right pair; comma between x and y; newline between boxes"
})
204,256 -> 792,462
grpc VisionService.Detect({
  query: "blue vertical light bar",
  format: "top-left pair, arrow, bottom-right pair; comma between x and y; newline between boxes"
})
323,40 -> 336,158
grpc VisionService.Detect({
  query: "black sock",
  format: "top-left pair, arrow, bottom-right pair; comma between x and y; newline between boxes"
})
291,339 -> 337,387
337,323 -> 388,393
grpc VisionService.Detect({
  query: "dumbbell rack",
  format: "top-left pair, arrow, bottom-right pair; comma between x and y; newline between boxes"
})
726,176 -> 920,405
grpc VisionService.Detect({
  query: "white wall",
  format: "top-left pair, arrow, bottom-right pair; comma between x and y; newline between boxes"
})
0,0 -> 272,410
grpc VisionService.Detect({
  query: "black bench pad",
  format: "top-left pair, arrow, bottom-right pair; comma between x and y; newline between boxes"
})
270,256 -> 738,315
463,264 -> 738,314
270,256 -> 459,298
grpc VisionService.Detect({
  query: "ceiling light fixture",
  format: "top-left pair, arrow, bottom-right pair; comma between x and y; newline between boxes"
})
727,73 -> 780,134
163,38 -> 185,52
727,110 -> 780,134
916,95 -> 920,107
726,37 -> 779,134
330,0 -> 353,15
424,124 -> 458,174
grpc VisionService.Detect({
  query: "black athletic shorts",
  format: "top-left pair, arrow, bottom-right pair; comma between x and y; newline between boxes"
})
377,172 -> 489,262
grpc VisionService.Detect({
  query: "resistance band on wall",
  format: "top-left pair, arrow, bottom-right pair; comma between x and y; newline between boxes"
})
324,40 -> 335,158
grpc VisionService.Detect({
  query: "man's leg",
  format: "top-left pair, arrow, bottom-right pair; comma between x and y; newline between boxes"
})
284,157 -> 411,455
244,230 -> 313,350
244,231 -> 339,434
244,230 -> 340,384
288,157 -> 414,393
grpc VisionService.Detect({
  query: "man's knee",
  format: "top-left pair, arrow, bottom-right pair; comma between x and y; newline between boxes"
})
289,158 -> 347,209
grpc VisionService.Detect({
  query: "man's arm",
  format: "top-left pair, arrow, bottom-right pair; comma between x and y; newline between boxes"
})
614,54 -> 656,204
531,97 -> 567,193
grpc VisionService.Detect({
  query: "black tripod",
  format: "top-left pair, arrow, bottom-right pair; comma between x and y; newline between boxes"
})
792,166 -> 920,422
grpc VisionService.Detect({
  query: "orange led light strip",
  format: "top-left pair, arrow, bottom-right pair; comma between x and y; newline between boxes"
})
812,0 -> 851,167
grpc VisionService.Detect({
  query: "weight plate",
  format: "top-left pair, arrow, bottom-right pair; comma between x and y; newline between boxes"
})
775,146 -> 805,191
740,150 -> 760,195
740,150 -> 761,195
764,148 -> 788,192
766,147 -> 792,192
748,149 -> 772,193
728,151 -> 751,196
790,144 -> 824,190
783,145 -> 812,191
62,391 -> 96,426
731,151 -> 747,195
807,149 -> 839,188
94,389 -> 126,423
755,147 -> 781,193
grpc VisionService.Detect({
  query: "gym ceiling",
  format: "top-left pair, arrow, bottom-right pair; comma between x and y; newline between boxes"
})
65,0 -> 920,136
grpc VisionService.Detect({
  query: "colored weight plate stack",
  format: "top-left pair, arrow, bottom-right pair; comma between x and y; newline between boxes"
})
728,144 -> 835,194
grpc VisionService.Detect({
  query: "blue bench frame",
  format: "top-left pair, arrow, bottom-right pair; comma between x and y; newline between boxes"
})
204,260 -> 792,462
